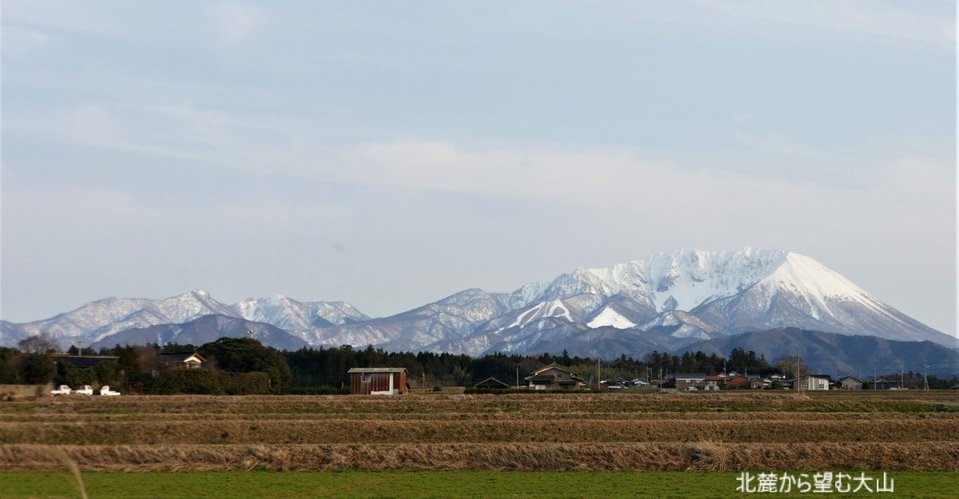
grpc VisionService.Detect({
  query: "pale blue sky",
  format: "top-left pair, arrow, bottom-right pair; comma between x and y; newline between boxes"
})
2,1 -> 956,334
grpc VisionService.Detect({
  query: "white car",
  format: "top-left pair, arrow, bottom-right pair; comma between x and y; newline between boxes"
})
51,385 -> 72,396
99,386 -> 121,396
74,385 -> 94,396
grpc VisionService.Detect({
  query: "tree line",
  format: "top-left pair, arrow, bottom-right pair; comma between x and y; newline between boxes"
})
2,335 -> 957,393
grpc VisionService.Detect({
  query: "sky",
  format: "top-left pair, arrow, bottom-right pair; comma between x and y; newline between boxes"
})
1,1 -> 956,335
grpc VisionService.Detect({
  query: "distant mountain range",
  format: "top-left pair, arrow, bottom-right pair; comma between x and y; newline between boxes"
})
1,290 -> 365,349
2,249 -> 956,375
686,328 -> 959,377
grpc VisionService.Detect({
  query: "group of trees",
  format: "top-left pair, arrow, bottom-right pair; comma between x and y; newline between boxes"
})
0,336 -> 292,395
281,346 -> 777,389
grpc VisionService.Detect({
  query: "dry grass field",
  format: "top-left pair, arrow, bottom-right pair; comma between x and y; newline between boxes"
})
1,391 -> 957,473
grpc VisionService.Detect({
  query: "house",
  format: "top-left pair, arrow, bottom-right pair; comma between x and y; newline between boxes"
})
474,376 -> 511,389
159,352 -> 206,369
348,367 -> 409,395
838,376 -> 864,390
672,373 -> 707,390
703,375 -> 723,391
524,364 -> 587,390
795,374 -> 831,390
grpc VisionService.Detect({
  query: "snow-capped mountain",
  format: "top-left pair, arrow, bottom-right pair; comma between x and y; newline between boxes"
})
330,248 -> 954,356
1,290 -> 236,347
2,249 -> 955,357
0,290 -> 366,349
299,289 -> 507,351
233,295 -> 367,331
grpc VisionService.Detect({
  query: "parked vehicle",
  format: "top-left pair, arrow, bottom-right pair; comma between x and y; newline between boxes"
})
50,385 -> 72,396
74,385 -> 94,396
99,386 -> 121,396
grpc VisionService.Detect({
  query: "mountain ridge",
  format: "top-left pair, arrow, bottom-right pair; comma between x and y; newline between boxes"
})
2,249 -> 955,359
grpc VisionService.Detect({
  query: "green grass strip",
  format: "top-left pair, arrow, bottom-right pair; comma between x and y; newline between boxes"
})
1,471 -> 956,498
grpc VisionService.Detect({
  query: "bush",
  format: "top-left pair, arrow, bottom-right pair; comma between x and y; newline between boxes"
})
163,368 -> 225,395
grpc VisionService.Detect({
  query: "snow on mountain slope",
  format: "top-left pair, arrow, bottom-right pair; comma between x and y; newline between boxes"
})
586,306 -> 637,329
532,248 -> 787,315
233,295 -> 368,332
90,314 -> 308,351
2,290 -> 367,349
301,288 -> 507,351
5,290 -> 235,346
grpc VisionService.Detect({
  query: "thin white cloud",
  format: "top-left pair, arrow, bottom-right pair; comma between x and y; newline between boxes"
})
204,2 -> 259,43
2,26 -> 54,59
702,0 -> 955,48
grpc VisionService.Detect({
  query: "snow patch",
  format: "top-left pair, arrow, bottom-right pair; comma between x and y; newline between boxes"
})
587,307 -> 636,329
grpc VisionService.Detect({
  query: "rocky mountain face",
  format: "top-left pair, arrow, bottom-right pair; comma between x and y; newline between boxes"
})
2,249 -> 955,360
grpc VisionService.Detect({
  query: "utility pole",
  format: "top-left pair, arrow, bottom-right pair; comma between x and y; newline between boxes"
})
923,360 -> 929,391
596,358 -> 601,390
516,367 -> 519,388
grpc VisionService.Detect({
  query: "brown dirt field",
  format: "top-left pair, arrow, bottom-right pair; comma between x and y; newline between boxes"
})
1,391 -> 957,472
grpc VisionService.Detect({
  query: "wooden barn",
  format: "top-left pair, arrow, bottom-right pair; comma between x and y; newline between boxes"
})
348,367 -> 409,395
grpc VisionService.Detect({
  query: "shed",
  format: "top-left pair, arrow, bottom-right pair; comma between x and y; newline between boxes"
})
474,376 -> 510,389
348,367 -> 409,395
869,379 -> 899,390
795,374 -> 831,390
838,376 -> 864,390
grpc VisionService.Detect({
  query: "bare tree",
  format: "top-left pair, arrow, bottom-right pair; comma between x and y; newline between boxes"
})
17,334 -> 60,354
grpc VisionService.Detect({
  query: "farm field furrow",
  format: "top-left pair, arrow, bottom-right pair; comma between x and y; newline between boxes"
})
2,419 -> 956,444
4,391 -> 957,416
1,392 -> 957,473
3,411 -> 958,423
